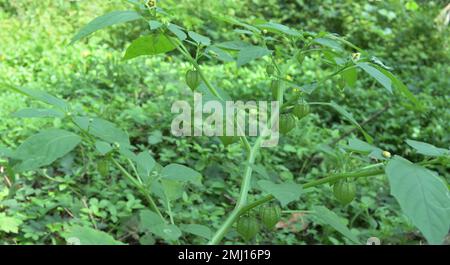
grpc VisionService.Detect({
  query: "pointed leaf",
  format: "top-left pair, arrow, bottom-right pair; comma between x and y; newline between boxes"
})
161,164 -> 202,185
328,102 -> 373,143
386,156 -> 450,244
357,62 -> 392,93
258,180 -> 302,207
311,206 -> 360,244
74,116 -> 130,147
188,31 -> 211,46
180,224 -> 212,240
2,84 -> 68,110
0,213 -> 22,234
12,108 -> 64,118
406,139 -> 449,157
65,226 -> 125,245
237,46 -> 272,66
123,33 -> 178,60
13,129 -> 81,172
149,224 -> 182,242
71,11 -> 142,44
139,209 -> 165,233
168,23 -> 187,40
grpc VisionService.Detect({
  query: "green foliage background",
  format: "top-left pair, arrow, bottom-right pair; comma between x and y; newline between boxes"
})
0,0 -> 448,244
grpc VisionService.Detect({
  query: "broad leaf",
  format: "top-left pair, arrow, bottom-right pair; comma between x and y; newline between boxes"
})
180,224 -> 212,239
0,213 -> 22,233
374,65 -> 422,108
65,226 -> 125,245
149,224 -> 182,242
237,46 -> 272,66
148,20 -> 162,30
12,108 -> 64,118
342,138 -> 383,160
386,156 -> 450,244
216,40 -> 252,51
71,11 -> 142,44
2,84 -> 68,110
258,180 -> 302,207
168,23 -> 187,40
13,129 -> 81,172
341,67 -> 357,88
135,151 -> 156,180
161,164 -> 202,185
74,116 -> 130,147
255,22 -> 301,37
188,31 -> 211,46
406,139 -> 449,157
314,37 -> 344,52
123,33 -> 178,60
161,179 -> 185,201
139,209 -> 165,233
95,141 -> 113,155
311,206 -> 360,244
357,62 -> 392,93
328,102 -> 373,143
0,146 -> 14,158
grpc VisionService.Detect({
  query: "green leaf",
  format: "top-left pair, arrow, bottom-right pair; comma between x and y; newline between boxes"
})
180,224 -> 212,240
71,11 -> 142,44
311,206 -> 360,244
386,156 -> 450,244
258,180 -> 302,207
149,224 -> 182,242
0,145 -> 14,158
95,141 -> 113,155
217,15 -> 261,34
373,65 -> 422,108
123,33 -> 178,60
161,179 -> 185,201
255,22 -> 301,37
206,46 -> 234,62
2,83 -> 68,110
314,37 -> 344,52
12,108 -> 64,118
161,164 -> 202,185
139,209 -> 165,233
406,139 -> 449,157
167,23 -> 187,40
148,20 -> 162,30
135,151 -> 156,180
216,40 -> 252,51
13,129 -> 81,172
237,46 -> 272,66
328,102 -> 373,143
341,67 -> 357,88
74,116 -> 130,147
357,62 -> 392,93
65,226 -> 125,245
0,213 -> 22,233
188,31 -> 211,46
342,138 -> 384,160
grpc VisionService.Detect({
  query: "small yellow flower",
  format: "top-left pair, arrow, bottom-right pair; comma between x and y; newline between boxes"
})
286,75 -> 293,81
382,151 -> 391,158
352,52 -> 361,61
146,0 -> 157,9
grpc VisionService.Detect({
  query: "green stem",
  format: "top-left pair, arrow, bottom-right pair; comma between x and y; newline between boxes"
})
208,166 -> 384,244
111,158 -> 165,222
